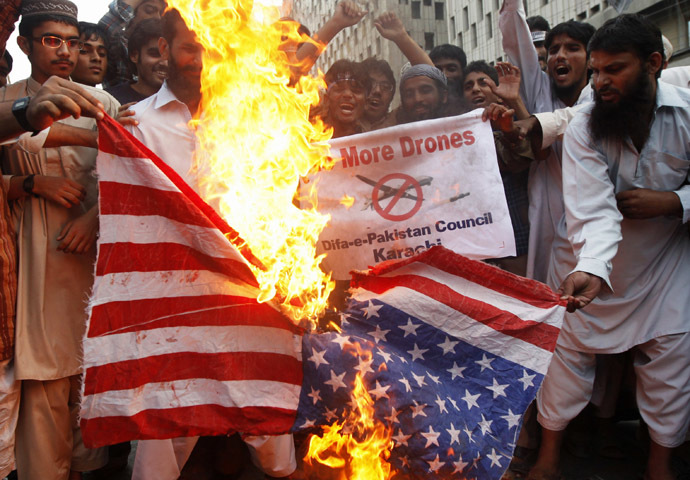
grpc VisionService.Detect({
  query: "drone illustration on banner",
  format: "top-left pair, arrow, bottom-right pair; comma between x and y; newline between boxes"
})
356,174 -> 470,211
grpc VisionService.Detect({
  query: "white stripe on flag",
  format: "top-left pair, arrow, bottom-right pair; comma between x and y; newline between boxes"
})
351,286 -> 554,375
91,270 -> 262,306
84,325 -> 303,367
379,263 -> 563,327
97,153 -> 182,192
81,378 -> 301,419
99,214 -> 243,261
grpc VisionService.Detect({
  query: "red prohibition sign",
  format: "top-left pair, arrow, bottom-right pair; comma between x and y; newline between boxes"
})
372,173 -> 424,222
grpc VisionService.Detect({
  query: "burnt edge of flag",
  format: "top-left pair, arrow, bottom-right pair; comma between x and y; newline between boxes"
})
97,113 -> 264,271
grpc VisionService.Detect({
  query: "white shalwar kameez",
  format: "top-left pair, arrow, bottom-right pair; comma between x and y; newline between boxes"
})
499,0 -> 593,282
537,82 -> 690,447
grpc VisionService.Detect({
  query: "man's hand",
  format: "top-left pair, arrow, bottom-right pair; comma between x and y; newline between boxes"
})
557,271 -> 603,312
615,188 -> 682,219
482,102 -> 515,133
330,0 -> 367,31
32,175 -> 86,208
374,12 -> 406,43
491,62 -> 521,103
116,102 -> 138,127
57,207 -> 98,254
27,76 -> 105,131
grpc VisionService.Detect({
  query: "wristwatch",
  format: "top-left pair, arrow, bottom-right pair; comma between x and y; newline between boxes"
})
12,96 -> 38,133
22,174 -> 37,197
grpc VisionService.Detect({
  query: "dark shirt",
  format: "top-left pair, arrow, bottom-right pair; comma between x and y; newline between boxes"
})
106,82 -> 148,105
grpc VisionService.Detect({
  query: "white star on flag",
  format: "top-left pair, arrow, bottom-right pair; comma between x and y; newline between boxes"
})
421,426 -> 441,448
407,343 -> 428,361
331,334 -> 351,350
448,396 -> 460,411
354,356 -> 375,376
461,389 -> 481,410
447,361 -> 466,379
478,414 -> 493,435
376,348 -> 392,363
519,369 -> 537,390
363,300 -> 383,318
398,318 -> 420,337
501,409 -> 521,429
486,378 -> 509,399
412,371 -> 426,387
368,381 -> 391,400
324,370 -> 347,393
475,353 -> 494,372
427,373 -> 441,384
399,377 -> 412,392
427,454 -> 444,472
392,429 -> 411,447
307,348 -> 329,369
324,407 -> 338,422
452,454 -> 469,474
435,395 -> 448,414
487,448 -> 503,468
300,418 -> 316,429
463,425 -> 475,443
411,401 -> 428,418
438,336 -> 459,355
307,387 -> 321,405
369,325 -> 390,344
385,407 -> 401,425
446,422 -> 461,444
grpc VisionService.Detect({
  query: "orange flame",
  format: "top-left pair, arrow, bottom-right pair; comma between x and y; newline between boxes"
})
340,194 -> 355,208
167,0 -> 335,325
305,372 -> 395,479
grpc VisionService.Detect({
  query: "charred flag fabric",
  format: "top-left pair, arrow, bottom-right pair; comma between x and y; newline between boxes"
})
294,246 -> 565,479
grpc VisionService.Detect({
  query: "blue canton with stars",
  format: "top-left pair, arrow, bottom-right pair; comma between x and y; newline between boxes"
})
292,298 -> 544,479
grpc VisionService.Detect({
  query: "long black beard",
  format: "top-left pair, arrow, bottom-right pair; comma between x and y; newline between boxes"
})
589,69 -> 655,146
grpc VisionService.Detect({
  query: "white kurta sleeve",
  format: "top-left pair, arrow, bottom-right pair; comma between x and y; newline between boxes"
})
498,0 -> 550,113
561,117 -> 623,289
534,104 -> 588,149
673,185 -> 690,223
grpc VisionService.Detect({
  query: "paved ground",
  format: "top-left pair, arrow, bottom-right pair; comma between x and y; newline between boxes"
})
75,419 -> 690,480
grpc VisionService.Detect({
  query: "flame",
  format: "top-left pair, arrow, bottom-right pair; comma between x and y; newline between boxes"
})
305,373 -> 395,479
340,194 -> 355,208
167,0 -> 335,325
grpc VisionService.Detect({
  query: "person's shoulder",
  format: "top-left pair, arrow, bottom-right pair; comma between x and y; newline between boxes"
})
0,79 -> 29,101
661,66 -> 690,89
130,91 -> 158,117
73,82 -> 121,114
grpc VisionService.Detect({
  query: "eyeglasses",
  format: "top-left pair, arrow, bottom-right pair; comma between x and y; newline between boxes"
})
327,77 -> 365,95
33,35 -> 83,50
368,80 -> 394,94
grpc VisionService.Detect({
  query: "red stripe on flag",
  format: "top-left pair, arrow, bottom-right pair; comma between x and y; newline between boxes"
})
352,273 -> 560,351
83,351 -> 303,396
97,242 -> 258,287
88,295 -> 301,337
99,181 -> 218,228
366,246 -> 566,309
81,405 -> 296,448
97,114 -> 264,270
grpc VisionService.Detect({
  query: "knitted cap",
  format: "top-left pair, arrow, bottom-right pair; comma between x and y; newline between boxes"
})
21,0 -> 78,21
400,64 -> 447,88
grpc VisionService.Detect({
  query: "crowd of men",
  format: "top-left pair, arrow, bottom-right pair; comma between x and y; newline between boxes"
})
0,0 -> 688,479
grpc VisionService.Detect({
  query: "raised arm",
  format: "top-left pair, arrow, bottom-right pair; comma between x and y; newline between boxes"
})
374,12 -> 432,66
498,0 -> 550,113
294,1 -> 367,69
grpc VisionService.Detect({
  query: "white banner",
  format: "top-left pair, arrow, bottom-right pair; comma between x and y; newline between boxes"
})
303,109 -> 515,279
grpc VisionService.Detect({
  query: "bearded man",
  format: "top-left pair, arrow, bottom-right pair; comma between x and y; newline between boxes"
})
528,14 -> 690,480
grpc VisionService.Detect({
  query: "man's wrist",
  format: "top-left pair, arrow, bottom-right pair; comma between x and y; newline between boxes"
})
12,97 -> 39,134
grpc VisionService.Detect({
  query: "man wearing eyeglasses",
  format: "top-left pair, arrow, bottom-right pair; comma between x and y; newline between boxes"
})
0,1 -> 120,479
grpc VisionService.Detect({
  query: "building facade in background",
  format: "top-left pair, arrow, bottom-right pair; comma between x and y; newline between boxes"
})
291,0 -> 690,80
